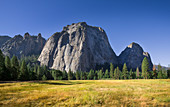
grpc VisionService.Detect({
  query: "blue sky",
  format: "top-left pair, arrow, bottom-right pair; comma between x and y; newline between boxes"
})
0,0 -> 170,66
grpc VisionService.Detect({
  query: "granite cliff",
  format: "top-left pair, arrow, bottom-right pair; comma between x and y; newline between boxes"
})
38,22 -> 118,72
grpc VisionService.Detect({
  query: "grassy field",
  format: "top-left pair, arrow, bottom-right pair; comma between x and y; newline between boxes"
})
0,80 -> 170,107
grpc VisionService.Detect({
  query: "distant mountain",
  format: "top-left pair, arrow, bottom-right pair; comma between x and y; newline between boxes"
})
1,33 -> 46,58
155,65 -> 169,70
0,36 -> 11,48
0,22 -> 154,72
119,42 -> 153,71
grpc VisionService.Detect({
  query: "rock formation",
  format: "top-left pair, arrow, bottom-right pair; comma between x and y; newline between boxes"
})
0,36 -> 11,48
118,42 -> 153,71
1,33 -> 46,58
38,22 -> 118,72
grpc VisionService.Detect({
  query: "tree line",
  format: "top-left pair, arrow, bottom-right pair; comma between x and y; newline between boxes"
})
0,50 -> 170,81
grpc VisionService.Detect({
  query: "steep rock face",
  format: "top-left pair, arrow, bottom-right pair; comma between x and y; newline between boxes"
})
38,22 -> 118,72
1,33 -> 46,58
119,42 -> 153,71
0,36 -> 11,48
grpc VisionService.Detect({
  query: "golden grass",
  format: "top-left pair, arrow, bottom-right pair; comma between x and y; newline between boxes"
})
0,79 -> 170,107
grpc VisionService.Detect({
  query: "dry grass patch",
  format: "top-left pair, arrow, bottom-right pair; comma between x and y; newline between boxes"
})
0,80 -> 170,106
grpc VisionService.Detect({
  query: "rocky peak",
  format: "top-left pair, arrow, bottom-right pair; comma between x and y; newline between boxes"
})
1,33 -> 46,58
37,33 -> 42,40
38,22 -> 118,72
128,42 -> 141,48
24,32 -> 30,39
119,42 -> 153,71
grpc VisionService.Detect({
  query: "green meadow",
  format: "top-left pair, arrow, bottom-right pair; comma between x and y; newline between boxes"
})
0,79 -> 170,106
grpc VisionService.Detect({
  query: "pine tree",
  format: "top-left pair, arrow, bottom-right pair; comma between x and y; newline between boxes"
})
98,69 -> 103,79
0,50 -> 5,80
83,72 -> 87,80
37,66 -> 41,80
51,70 -> 63,80
4,56 -> 11,80
104,69 -> 109,78
167,69 -> 170,79
152,65 -> 157,79
122,63 -> 128,79
42,75 -> 47,80
114,67 -> 120,80
116,67 -> 120,80
80,72 -> 83,80
62,70 -> 68,80
93,70 -> 98,80
76,71 -> 80,80
68,69 -> 73,80
114,68 -> 117,79
110,63 -> 114,79
157,64 -> 163,79
142,57 -> 149,79
18,60 -> 29,81
129,69 -> 133,79
162,68 -> 167,79
88,69 -> 93,80
136,67 -> 140,79
11,56 -> 19,80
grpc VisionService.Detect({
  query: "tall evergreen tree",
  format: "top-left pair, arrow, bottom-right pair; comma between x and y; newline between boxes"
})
136,67 -> 140,79
116,67 -> 120,79
167,69 -> 170,79
37,66 -> 41,80
129,69 -> 133,79
80,72 -> 83,80
62,70 -> 68,80
4,56 -> 11,80
104,69 -> 109,78
157,64 -> 163,79
98,69 -> 103,79
152,65 -> 157,79
18,60 -> 29,81
162,68 -> 167,79
51,70 -> 62,80
11,56 -> 19,80
122,63 -> 128,79
0,50 -> 5,80
68,69 -> 73,80
142,57 -> 149,79
76,71 -> 80,80
114,68 -> 117,79
110,63 -> 114,79
114,67 -> 120,80
93,70 -> 98,80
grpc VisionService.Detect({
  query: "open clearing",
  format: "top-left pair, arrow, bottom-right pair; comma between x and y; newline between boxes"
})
0,79 -> 170,106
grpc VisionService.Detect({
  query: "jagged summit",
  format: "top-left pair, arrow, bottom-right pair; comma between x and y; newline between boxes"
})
38,22 -> 118,72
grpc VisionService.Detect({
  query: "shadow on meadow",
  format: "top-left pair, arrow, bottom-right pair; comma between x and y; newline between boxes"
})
35,80 -> 84,85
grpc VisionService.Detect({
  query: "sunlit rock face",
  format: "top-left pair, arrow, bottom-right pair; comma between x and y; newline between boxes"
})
38,22 -> 118,72
119,42 -> 153,71
1,33 -> 46,58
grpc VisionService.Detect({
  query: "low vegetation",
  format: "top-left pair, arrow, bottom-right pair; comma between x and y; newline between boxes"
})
0,79 -> 170,106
